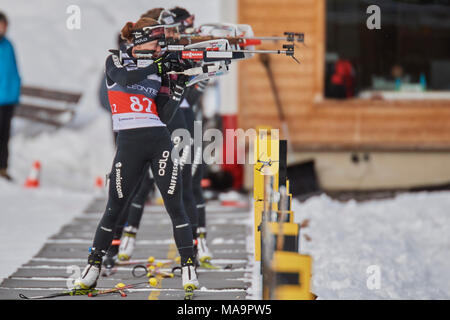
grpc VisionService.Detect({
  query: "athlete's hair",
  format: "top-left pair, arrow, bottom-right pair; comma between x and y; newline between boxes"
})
141,8 -> 164,20
170,7 -> 191,21
120,17 -> 159,42
0,11 -> 8,25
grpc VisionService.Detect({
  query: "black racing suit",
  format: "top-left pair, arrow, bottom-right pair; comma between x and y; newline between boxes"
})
91,54 -> 194,265
184,81 -> 209,229
104,48 -> 208,250
119,81 -> 209,238
112,76 -> 200,242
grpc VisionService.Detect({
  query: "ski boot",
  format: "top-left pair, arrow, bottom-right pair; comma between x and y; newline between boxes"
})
182,258 -> 199,299
102,242 -> 119,276
74,249 -> 104,289
118,226 -> 137,261
197,227 -> 213,264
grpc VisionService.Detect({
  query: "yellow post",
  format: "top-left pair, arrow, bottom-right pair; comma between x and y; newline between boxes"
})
271,251 -> 314,300
253,127 -> 280,262
286,179 -> 294,223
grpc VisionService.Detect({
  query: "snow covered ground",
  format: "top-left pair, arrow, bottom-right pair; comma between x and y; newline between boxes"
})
294,192 -> 450,299
0,180 -> 91,281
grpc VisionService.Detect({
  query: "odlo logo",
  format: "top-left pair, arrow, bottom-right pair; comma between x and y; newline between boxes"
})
115,162 -> 123,198
159,151 -> 170,176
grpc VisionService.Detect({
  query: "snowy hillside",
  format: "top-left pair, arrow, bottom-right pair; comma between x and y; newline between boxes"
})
294,192 -> 450,299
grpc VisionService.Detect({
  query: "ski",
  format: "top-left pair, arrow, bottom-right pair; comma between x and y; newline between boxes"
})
132,263 -> 176,279
19,288 -> 95,300
119,256 -> 180,267
101,256 -> 180,278
87,282 -> 148,297
132,257 -> 181,279
184,285 -> 196,300
170,261 -> 232,276
18,282 -> 149,300
199,260 -> 233,270
101,258 -> 146,277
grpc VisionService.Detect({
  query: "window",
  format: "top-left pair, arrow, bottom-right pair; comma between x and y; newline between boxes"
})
325,0 -> 450,98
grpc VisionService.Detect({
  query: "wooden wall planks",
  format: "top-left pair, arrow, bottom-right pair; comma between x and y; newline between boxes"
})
237,0 -> 450,151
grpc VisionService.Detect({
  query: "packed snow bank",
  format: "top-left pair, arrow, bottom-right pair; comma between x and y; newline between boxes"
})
0,180 -> 91,282
9,111 -> 115,192
293,192 -> 450,299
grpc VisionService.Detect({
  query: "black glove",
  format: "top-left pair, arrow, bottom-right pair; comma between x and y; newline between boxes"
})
169,74 -> 191,105
158,52 -> 197,75
154,56 -> 168,76
176,74 -> 190,88
156,52 -> 182,74
179,58 -> 196,70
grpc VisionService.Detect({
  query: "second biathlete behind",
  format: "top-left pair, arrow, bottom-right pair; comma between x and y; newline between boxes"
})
74,17 -> 198,292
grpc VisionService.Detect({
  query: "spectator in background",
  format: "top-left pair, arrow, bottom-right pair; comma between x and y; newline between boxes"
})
390,64 -> 406,90
0,11 -> 21,181
329,58 -> 355,99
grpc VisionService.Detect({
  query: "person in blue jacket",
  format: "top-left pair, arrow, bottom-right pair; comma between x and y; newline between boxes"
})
0,12 -> 21,181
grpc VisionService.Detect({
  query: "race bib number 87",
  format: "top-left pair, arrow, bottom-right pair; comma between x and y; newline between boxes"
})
108,91 -> 158,116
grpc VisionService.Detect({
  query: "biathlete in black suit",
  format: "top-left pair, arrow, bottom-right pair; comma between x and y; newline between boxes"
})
74,17 -> 199,291
111,8 -> 214,267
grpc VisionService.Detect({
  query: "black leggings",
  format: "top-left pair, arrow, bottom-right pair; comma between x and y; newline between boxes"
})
125,170 -> 154,229
0,105 -> 14,170
182,107 -> 206,229
168,108 -> 198,236
92,126 -> 194,261
114,109 -> 199,241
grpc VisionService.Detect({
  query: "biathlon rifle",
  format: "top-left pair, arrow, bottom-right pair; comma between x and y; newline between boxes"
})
177,22 -> 304,47
135,38 -> 299,85
135,40 -> 298,64
135,46 -> 297,86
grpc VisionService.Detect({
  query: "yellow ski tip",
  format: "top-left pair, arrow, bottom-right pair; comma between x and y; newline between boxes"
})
184,284 -> 197,291
149,278 -> 158,287
199,256 -> 212,263
118,253 -> 130,261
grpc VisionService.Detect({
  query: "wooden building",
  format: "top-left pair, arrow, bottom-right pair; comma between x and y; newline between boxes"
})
238,0 -> 450,191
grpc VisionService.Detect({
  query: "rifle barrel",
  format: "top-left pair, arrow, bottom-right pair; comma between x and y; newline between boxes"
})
232,49 -> 287,54
179,34 -> 302,42
244,36 -> 285,41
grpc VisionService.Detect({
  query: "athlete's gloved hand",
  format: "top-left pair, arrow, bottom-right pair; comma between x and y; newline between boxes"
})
179,58 -> 197,71
156,56 -> 184,76
154,56 -> 166,75
158,52 -> 185,75
171,75 -> 189,103
176,74 -> 191,88
159,52 -> 198,75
